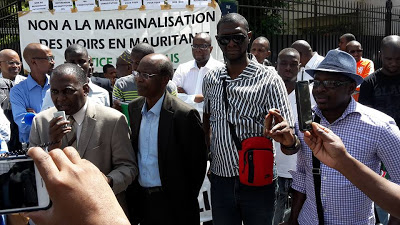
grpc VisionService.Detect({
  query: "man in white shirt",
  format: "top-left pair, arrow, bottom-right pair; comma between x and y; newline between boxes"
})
41,44 -> 109,111
291,40 -> 324,81
0,107 -> 10,152
272,48 -> 316,225
0,49 -> 26,84
172,32 -> 224,116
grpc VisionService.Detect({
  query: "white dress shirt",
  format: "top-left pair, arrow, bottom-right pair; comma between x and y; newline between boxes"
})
173,56 -> 224,120
41,80 -> 110,111
68,100 -> 88,147
297,52 -> 325,81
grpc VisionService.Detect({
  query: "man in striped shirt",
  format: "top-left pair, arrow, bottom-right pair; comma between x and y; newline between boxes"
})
203,13 -> 296,225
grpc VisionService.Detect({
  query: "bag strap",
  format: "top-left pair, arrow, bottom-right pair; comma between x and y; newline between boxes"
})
221,78 -> 242,150
312,115 -> 324,225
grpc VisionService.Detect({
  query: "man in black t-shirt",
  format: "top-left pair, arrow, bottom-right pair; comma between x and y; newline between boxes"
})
359,35 -> 400,126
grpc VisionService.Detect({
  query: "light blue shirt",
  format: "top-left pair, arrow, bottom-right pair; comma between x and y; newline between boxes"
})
10,74 -> 50,143
138,93 -> 165,187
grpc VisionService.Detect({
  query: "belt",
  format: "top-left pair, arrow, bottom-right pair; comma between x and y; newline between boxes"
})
142,186 -> 163,195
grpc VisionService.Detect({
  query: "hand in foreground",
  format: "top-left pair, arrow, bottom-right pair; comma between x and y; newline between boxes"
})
112,99 -> 122,111
48,117 -> 71,149
264,109 -> 295,147
25,147 -> 130,225
303,122 -> 348,170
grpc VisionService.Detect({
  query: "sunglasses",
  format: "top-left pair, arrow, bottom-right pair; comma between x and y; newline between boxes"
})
349,50 -> 363,54
311,80 -> 351,89
191,44 -> 211,50
215,34 -> 247,46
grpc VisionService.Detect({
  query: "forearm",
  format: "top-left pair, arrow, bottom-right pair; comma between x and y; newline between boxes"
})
288,189 -> 306,225
337,153 -> 400,218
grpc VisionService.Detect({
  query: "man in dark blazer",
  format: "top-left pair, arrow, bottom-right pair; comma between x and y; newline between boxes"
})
127,53 -> 207,225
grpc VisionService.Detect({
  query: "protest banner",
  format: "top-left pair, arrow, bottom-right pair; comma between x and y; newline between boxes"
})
18,5 -> 223,72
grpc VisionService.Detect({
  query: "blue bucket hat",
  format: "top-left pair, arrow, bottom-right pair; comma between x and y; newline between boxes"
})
306,49 -> 364,86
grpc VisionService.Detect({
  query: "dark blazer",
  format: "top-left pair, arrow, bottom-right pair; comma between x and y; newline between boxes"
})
127,92 -> 207,225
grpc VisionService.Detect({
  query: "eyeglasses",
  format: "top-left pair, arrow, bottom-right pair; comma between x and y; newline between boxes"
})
133,71 -> 159,79
191,44 -> 211,50
215,34 -> 247,46
311,80 -> 351,89
33,55 -> 55,62
349,50 -> 363,54
0,61 -> 21,66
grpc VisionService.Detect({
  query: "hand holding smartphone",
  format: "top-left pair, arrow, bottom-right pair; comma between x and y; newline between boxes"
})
53,111 -> 68,128
0,156 -> 51,214
295,81 -> 313,131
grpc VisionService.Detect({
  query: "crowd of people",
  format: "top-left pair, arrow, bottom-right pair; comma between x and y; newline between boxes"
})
0,12 -> 400,225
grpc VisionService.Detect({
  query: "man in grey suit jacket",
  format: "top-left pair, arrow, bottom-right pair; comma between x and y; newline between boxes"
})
127,54 -> 207,225
29,63 -> 137,212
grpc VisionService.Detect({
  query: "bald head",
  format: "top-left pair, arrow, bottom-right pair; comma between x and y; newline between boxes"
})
142,53 -> 174,80
380,35 -> 400,76
23,43 -> 51,66
22,43 -> 54,77
346,40 -> 363,62
0,49 -> 21,80
194,33 -> 212,45
291,40 -> 313,66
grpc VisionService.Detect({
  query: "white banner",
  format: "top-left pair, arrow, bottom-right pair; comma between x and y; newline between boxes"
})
19,6 -> 223,72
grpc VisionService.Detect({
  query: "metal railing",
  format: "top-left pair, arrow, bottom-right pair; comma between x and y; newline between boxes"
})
239,0 -> 400,68
0,0 -> 22,55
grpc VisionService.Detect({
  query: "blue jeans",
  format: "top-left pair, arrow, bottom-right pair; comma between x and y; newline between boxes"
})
273,177 -> 293,225
210,174 -> 276,225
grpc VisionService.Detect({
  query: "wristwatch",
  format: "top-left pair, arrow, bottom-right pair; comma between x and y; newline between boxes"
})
282,134 -> 301,151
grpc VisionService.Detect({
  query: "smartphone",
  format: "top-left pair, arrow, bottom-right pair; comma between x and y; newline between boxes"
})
53,111 -> 67,128
295,81 -> 313,131
0,156 -> 51,213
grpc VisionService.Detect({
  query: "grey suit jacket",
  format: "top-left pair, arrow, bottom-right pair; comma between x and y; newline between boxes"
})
29,102 -> 138,195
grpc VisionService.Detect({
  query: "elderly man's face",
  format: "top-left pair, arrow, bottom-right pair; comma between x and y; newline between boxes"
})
135,58 -> 168,99
50,72 -> 88,116
0,52 -> 21,80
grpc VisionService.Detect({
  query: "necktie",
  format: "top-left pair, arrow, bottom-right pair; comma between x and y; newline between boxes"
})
66,116 -> 77,147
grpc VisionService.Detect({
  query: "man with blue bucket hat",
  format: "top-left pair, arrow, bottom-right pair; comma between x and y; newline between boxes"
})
276,49 -> 400,225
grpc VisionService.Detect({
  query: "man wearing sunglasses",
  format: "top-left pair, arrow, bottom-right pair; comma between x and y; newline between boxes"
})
203,13 -> 295,225
10,43 -> 54,144
276,49 -> 400,225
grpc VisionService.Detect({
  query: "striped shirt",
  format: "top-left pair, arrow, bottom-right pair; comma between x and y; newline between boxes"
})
203,60 -> 294,177
113,75 -> 178,103
112,75 -> 139,103
291,99 -> 400,224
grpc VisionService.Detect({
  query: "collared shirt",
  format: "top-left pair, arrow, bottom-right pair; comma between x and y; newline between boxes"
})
291,99 -> 400,225
67,100 -> 88,147
297,52 -> 325,81
356,58 -> 374,78
41,80 -> 110,111
0,108 -> 10,147
0,73 -> 26,85
172,56 -> 224,95
10,74 -> 50,143
138,93 -> 165,187
203,60 -> 294,177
